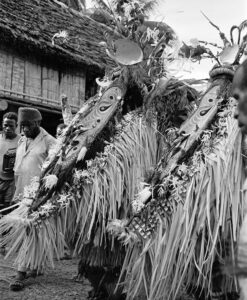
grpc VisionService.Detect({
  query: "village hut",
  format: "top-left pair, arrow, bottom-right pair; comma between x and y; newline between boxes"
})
0,0 -> 114,134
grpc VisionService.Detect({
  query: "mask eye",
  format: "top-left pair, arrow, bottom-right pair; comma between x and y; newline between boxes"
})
99,104 -> 111,112
200,108 -> 211,116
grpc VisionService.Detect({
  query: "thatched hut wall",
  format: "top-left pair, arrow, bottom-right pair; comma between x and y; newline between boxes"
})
0,0 -> 115,132
0,46 -> 86,110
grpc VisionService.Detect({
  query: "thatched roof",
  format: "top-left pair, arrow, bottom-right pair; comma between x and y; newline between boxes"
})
0,0 -> 116,71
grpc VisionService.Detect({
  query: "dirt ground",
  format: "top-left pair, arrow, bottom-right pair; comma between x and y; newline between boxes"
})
0,252 -> 92,300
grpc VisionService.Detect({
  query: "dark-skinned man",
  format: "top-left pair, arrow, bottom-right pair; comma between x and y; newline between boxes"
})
10,107 -> 56,291
232,59 -> 247,299
13,107 -> 56,201
0,112 -> 20,211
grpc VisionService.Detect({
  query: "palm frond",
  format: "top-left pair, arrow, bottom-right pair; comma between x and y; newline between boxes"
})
142,0 -> 158,14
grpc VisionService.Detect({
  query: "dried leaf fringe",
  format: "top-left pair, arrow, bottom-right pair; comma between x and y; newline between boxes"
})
0,113 -> 158,270
119,117 -> 244,300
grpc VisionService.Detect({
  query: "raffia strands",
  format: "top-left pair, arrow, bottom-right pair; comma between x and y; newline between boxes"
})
0,113 -> 157,270
0,196 -> 78,271
74,114 -> 158,255
120,116 -> 244,300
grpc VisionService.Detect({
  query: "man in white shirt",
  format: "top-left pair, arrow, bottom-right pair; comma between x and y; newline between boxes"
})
10,107 -> 56,291
13,107 -> 56,201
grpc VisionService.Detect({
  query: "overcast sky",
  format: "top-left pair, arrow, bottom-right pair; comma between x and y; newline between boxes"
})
152,0 -> 246,43
87,0 -> 247,78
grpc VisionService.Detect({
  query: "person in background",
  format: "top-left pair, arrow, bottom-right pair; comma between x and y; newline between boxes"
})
56,123 -> 67,139
233,59 -> 247,299
9,107 -> 56,291
13,107 -> 56,201
0,112 -> 20,211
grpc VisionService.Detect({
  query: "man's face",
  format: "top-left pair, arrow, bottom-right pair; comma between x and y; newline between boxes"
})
21,120 -> 40,138
233,67 -> 247,134
2,118 -> 17,139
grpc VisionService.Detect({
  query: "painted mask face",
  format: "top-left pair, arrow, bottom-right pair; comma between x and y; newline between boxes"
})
178,85 -> 221,136
232,67 -> 247,134
2,118 -> 17,139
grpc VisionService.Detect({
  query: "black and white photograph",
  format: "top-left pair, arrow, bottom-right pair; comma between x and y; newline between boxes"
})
0,0 -> 247,299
